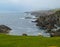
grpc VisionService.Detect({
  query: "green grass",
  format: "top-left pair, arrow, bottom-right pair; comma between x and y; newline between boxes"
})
0,34 -> 60,47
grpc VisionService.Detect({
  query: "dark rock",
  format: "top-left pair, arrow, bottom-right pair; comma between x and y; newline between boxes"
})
0,25 -> 12,33
46,29 -> 60,37
34,10 -> 60,37
36,10 -> 60,30
25,17 -> 32,19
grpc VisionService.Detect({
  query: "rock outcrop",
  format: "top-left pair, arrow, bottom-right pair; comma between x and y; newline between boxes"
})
46,29 -> 60,37
35,10 -> 60,37
0,25 -> 12,33
36,10 -> 60,29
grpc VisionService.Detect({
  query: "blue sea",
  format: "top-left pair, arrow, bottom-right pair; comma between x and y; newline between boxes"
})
0,13 -> 50,37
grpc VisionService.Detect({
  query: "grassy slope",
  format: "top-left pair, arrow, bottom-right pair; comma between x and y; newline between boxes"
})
0,34 -> 60,47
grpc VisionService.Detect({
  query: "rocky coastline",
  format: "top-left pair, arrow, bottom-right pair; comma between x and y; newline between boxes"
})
30,9 -> 60,37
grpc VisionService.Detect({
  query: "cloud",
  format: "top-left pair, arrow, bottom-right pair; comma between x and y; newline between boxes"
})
0,0 -> 60,12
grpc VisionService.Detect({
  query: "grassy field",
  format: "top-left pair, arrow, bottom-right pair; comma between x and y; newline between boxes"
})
0,34 -> 60,47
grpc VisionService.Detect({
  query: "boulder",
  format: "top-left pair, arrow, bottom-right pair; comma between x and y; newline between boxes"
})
0,25 -> 12,33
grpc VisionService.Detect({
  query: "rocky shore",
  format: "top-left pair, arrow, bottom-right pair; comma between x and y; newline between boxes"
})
30,9 -> 60,37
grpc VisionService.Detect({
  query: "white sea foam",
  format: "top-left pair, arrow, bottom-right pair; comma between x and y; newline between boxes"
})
19,18 -> 25,19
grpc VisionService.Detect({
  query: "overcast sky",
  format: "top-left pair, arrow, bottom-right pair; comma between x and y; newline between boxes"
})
0,0 -> 60,12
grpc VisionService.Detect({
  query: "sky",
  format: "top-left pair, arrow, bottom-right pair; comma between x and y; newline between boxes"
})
0,0 -> 60,12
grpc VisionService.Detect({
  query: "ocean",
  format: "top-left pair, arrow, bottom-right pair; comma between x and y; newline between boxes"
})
0,13 -> 50,36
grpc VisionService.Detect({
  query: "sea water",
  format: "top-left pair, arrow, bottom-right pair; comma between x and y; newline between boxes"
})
0,13 -> 50,36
